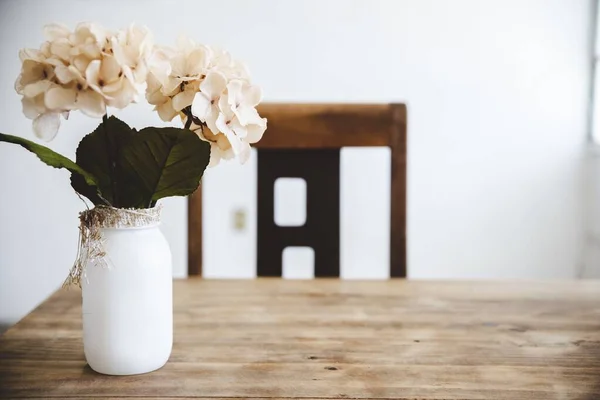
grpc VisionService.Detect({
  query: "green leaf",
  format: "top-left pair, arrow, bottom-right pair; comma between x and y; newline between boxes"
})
0,132 -> 99,191
122,127 -> 211,207
73,116 -> 211,208
71,116 -> 136,207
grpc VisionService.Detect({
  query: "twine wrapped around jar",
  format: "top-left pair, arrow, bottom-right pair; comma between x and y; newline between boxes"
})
64,205 -> 163,287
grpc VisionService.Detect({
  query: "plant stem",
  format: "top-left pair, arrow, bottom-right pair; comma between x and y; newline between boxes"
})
183,106 -> 193,130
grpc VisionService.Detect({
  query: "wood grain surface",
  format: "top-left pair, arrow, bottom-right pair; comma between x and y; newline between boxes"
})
1,279 -> 600,399
253,103 -> 402,149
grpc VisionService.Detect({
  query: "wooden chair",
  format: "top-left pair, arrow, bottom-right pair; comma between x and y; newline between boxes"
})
188,103 -> 407,278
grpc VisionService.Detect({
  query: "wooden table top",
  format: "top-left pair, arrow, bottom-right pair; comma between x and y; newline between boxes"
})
1,279 -> 600,400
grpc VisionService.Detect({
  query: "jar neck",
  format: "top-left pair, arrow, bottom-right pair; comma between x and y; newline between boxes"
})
80,205 -> 162,230
100,222 -> 162,231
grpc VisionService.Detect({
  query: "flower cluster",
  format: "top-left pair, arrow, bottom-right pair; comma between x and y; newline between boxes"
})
15,24 -> 266,166
15,23 -> 153,140
146,37 -> 266,165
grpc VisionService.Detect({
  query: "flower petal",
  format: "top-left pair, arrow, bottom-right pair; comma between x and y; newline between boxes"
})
131,62 -> 148,84
50,38 -> 72,60
22,96 -> 42,119
226,80 -> 244,108
205,109 -> 220,135
20,60 -> 46,86
148,48 -> 172,84
200,71 -> 227,98
147,86 -> 167,105
215,133 -> 232,151
235,105 -> 262,126
246,119 -> 267,143
237,142 -> 251,164
43,23 -> 71,41
207,143 -> 222,167
161,76 -> 181,95
33,112 -> 61,141
191,92 -> 211,120
105,79 -> 136,109
217,94 -> 235,119
229,118 -> 248,138
85,59 -> 102,92
100,56 -> 122,81
170,53 -> 188,78
156,98 -> 178,121
244,84 -> 263,107
19,48 -> 42,62
102,78 -> 125,94
76,90 -> 106,118
216,113 -> 246,155
80,43 -> 101,59
54,64 -> 75,84
45,87 -> 77,110
73,55 -> 90,73
23,80 -> 52,98
172,89 -> 195,111
215,112 -> 229,136
14,74 -> 24,94
146,73 -> 167,105
75,22 -> 108,44
186,46 -> 209,76
111,38 -> 130,67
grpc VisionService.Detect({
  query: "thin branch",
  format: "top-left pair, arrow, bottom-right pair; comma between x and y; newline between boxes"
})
184,116 -> 193,130
183,106 -> 193,130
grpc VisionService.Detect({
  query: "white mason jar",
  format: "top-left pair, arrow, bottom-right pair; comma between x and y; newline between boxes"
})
79,206 -> 172,376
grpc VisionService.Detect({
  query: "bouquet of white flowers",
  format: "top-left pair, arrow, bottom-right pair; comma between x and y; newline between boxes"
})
0,22 -> 268,376
3,22 -> 267,208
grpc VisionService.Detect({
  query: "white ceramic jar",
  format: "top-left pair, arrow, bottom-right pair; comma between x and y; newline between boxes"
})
81,215 -> 172,376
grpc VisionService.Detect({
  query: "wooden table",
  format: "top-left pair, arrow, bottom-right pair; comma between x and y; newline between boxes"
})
1,279 -> 600,399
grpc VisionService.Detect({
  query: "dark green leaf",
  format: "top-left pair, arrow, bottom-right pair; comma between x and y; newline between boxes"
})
0,132 -> 99,192
70,173 -> 105,205
122,127 -> 211,207
73,116 -> 211,208
72,116 -> 135,207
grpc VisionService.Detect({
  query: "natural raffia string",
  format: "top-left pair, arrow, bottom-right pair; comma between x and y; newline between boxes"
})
64,205 -> 163,288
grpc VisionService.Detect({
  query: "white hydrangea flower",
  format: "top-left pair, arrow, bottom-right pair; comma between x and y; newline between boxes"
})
209,48 -> 251,82
153,44 -> 265,167
190,76 -> 266,166
144,35 -> 267,166
112,24 -> 154,87
146,69 -> 178,121
226,80 -> 263,126
86,56 -> 137,109
15,22 -> 152,140
14,46 -> 62,140
145,37 -> 211,120
190,71 -> 227,134
15,22 -> 267,158
189,121 -> 235,167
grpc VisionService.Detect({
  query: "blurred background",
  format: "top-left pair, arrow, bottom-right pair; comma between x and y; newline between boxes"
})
0,0 -> 597,332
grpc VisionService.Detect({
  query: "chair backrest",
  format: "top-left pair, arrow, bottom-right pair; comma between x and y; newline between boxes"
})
188,103 -> 407,278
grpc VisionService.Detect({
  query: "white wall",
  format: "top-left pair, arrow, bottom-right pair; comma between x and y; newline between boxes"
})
0,0 -> 593,329
582,3 -> 600,279
583,150 -> 600,278
202,147 -> 392,279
